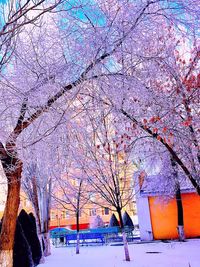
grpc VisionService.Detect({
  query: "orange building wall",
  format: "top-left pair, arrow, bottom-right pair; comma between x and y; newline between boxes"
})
149,192 -> 200,240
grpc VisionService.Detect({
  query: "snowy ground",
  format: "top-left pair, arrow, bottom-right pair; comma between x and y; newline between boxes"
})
41,239 -> 200,267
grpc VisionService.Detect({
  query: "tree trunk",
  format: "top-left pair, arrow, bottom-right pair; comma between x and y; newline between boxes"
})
76,232 -> 80,255
0,251 -> 13,267
38,234 -> 45,264
0,163 -> 22,267
43,232 -> 51,257
176,187 -> 185,241
76,211 -> 80,254
41,190 -> 51,257
170,156 -> 185,242
34,215 -> 45,263
32,177 -> 45,263
122,231 -> 130,261
117,208 -> 130,262
177,225 -> 185,241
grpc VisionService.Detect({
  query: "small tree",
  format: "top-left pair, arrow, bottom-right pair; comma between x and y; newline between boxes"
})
79,112 -> 134,261
53,171 -> 89,255
122,211 -> 134,228
109,214 -> 120,227
18,210 -> 42,266
13,219 -> 34,267
29,213 -> 45,253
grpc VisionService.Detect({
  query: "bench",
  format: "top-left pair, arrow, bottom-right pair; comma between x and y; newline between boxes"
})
50,226 -> 139,247
66,232 -> 105,246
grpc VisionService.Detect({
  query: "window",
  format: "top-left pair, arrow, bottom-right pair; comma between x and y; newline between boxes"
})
102,207 -> 109,215
89,208 -> 96,216
104,207 -> 109,215
61,211 -> 65,219
51,212 -> 56,220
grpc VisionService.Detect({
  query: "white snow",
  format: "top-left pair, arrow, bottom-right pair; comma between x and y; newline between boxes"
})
41,239 -> 200,267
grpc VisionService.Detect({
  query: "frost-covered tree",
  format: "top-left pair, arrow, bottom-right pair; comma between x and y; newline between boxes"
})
22,132 -> 64,260
22,163 -> 52,261
52,157 -> 89,255
122,211 -> 134,228
102,37 -> 200,192
74,112 -> 134,261
0,0 -> 62,73
0,1 -> 200,266
109,214 -> 119,227
84,5 -> 200,193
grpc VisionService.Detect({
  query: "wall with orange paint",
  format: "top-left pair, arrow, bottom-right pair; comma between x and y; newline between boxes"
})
149,192 -> 200,239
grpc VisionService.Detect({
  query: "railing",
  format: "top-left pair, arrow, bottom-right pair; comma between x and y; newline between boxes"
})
50,226 -> 140,247
66,233 -> 105,246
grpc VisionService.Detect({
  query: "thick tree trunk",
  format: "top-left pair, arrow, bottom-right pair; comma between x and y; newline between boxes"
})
117,208 -> 130,262
0,163 -> 22,267
0,251 -> 13,267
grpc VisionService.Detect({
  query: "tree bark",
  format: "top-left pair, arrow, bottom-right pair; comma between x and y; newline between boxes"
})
0,161 -> 22,267
171,157 -> 185,241
41,185 -> 51,257
117,208 -> 130,261
32,176 -> 45,263
38,234 -> 45,264
0,251 -> 13,267
43,210 -> 51,256
176,187 -> 185,241
76,211 -> 80,254
43,232 -> 51,257
76,232 -> 80,255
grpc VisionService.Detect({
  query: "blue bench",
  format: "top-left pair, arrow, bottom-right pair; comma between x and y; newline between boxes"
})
50,226 -> 138,247
66,232 -> 105,246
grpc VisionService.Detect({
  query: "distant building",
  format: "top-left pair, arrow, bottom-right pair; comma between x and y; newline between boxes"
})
50,153 -> 136,230
135,171 -> 200,241
50,198 -> 136,230
0,163 -> 136,230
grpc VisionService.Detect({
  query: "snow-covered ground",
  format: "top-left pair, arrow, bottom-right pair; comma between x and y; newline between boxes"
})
41,239 -> 200,267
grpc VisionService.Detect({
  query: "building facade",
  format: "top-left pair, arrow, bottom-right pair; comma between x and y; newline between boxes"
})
135,172 -> 200,240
